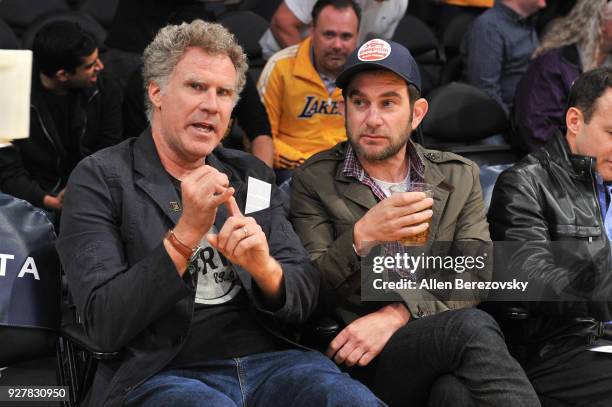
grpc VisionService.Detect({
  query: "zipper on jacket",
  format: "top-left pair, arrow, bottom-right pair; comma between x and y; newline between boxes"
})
79,89 -> 99,152
31,104 -> 62,193
589,170 -> 607,247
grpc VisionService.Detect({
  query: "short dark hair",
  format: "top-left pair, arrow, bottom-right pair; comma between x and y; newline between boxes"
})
311,0 -> 361,27
567,67 -> 612,123
33,21 -> 98,76
407,83 -> 420,110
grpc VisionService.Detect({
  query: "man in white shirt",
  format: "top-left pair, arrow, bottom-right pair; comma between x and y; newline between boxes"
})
260,0 -> 408,59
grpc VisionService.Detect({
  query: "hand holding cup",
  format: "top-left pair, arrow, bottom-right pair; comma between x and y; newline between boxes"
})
353,182 -> 434,251
389,182 -> 434,246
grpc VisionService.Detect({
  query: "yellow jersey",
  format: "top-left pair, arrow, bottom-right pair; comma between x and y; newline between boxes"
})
257,37 -> 347,169
441,0 -> 493,7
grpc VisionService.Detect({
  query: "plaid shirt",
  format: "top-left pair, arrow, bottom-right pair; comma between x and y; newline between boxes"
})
342,140 -> 427,278
342,140 -> 426,200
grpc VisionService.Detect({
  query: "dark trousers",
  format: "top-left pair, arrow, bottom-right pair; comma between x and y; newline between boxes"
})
351,308 -> 540,407
525,342 -> 612,407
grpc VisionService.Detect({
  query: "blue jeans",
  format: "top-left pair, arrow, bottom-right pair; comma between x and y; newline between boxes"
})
124,349 -> 385,407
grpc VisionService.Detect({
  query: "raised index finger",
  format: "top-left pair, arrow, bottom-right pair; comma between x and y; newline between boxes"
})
225,196 -> 244,218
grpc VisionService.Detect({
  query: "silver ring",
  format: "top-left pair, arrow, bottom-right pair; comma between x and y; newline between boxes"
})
242,226 -> 248,238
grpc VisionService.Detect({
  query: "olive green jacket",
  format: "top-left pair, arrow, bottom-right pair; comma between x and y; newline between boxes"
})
290,141 -> 491,322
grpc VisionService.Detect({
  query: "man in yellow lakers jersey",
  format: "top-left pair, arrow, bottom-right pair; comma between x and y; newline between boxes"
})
257,0 -> 360,182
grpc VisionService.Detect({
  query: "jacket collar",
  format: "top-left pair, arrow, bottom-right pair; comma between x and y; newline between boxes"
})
133,129 -> 183,226
334,143 -> 375,210
293,37 -> 316,82
494,1 -> 537,26
292,36 -> 339,95
132,129 -> 246,228
545,131 -> 596,176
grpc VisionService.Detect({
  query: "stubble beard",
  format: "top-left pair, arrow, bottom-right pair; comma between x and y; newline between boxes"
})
347,112 -> 413,162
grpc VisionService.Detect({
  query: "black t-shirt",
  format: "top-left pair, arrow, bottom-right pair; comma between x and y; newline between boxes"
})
169,290 -> 280,367
167,178 -> 279,368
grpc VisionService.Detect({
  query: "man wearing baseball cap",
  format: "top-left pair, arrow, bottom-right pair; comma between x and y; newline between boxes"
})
290,39 -> 540,406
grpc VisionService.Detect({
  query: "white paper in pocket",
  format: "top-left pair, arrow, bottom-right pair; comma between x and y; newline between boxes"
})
588,339 -> 612,354
589,345 -> 612,354
245,176 -> 271,214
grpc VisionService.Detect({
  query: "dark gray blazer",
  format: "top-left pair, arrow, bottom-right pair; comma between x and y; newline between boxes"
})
57,130 -> 319,407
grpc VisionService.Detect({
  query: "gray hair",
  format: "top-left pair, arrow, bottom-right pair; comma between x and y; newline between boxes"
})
142,19 -> 248,121
533,0 -> 612,71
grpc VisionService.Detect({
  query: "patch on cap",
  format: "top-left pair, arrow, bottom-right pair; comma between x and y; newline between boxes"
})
357,39 -> 392,62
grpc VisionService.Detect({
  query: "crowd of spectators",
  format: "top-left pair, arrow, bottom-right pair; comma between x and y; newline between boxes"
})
0,20 -> 121,222
513,0 -> 612,152
3,0 -> 612,406
0,0 -> 585,198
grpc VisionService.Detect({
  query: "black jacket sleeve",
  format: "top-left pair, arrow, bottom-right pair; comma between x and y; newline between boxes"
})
57,154 -> 193,351
0,144 -> 49,208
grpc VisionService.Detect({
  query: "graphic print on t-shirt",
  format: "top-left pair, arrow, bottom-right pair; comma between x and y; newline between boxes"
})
187,225 -> 242,305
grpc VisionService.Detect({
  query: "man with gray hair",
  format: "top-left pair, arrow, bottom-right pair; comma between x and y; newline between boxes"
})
57,20 -> 383,407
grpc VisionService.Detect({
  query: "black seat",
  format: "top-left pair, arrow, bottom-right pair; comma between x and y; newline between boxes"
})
0,192 -> 60,373
0,191 -> 117,406
392,14 -> 443,95
218,10 -> 269,69
21,10 -> 107,50
238,0 -> 279,22
441,12 -> 476,60
0,17 -> 19,49
392,14 -> 444,64
77,0 -> 120,29
439,55 -> 463,86
0,0 -> 70,36
420,82 -> 518,167
438,12 -> 475,86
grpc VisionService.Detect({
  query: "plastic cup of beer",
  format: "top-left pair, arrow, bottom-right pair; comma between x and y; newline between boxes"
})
389,182 -> 434,246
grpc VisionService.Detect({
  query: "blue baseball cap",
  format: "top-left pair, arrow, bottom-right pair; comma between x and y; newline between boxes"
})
336,39 -> 421,93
